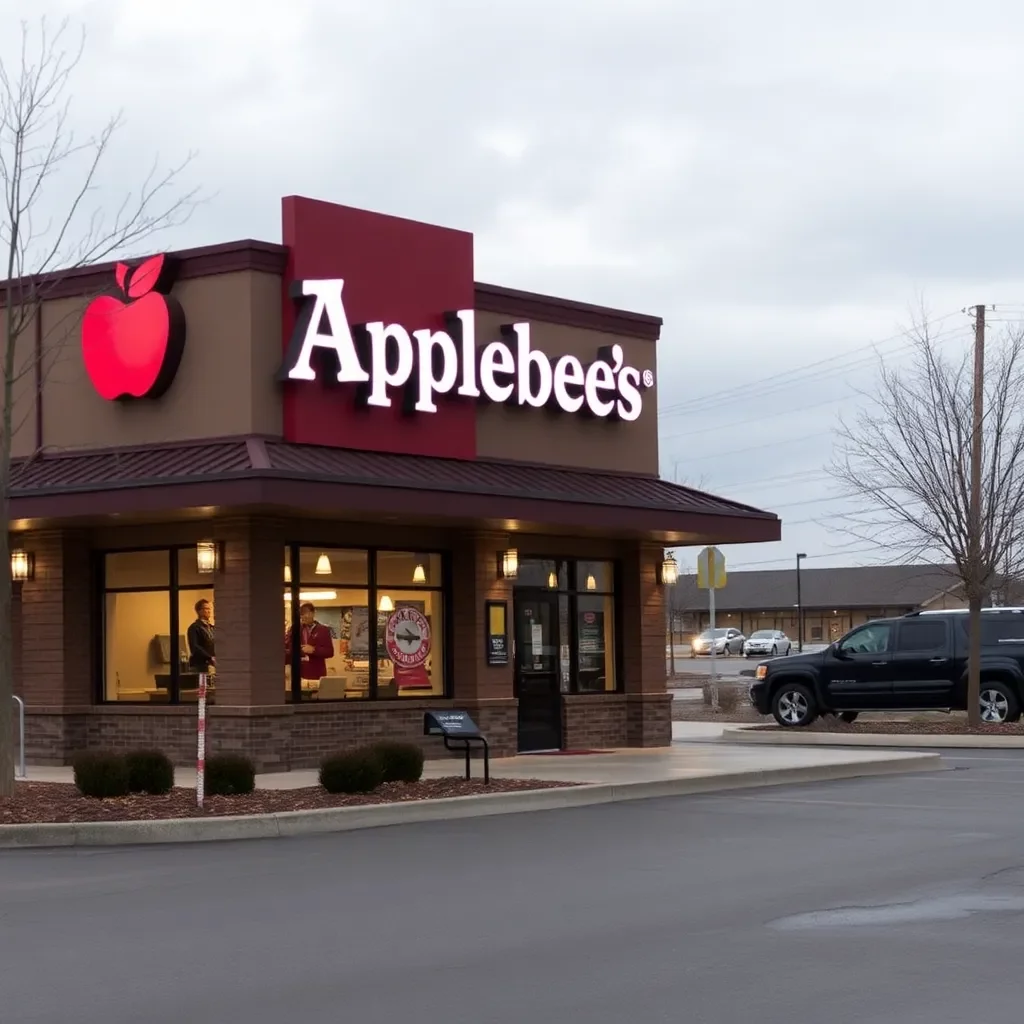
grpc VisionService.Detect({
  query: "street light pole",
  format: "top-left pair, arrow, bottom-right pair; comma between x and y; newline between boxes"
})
796,553 -> 807,652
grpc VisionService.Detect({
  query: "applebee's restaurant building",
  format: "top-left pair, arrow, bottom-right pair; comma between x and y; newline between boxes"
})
3,197 -> 779,770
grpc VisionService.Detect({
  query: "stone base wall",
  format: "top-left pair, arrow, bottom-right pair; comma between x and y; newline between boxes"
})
562,692 -> 672,750
23,699 -> 519,773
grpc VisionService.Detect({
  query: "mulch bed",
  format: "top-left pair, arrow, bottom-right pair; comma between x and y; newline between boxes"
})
672,703 -> 762,723
0,777 -> 577,826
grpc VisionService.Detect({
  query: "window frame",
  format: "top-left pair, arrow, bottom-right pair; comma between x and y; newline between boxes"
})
97,545 -> 214,705
284,544 -> 452,703
514,557 -> 622,695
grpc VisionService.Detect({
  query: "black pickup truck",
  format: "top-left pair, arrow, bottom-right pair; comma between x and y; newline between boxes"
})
748,608 -> 1024,727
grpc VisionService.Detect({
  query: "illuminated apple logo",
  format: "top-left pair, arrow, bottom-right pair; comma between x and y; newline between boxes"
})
81,253 -> 186,401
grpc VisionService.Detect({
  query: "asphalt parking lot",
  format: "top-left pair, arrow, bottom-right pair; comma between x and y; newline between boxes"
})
3,749 -> 1024,1023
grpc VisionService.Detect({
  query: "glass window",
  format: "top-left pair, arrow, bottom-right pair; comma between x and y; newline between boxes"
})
516,559 -> 566,590
577,594 -> 616,692
576,561 -> 613,593
297,548 -> 368,586
378,591 -> 445,698
105,550 -> 169,589
102,549 -> 214,704
286,546 -> 447,702
284,584 -> 370,701
178,547 -> 216,587
104,591 -> 171,702
376,551 -> 442,588
897,620 -> 946,652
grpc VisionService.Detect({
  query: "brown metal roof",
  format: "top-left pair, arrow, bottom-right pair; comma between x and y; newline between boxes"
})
671,564 -> 960,613
9,438 -> 779,542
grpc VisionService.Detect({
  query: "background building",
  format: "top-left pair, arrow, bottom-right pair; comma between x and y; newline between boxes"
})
668,563 -> 980,644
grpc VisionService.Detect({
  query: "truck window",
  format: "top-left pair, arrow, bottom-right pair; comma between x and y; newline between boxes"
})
896,620 -> 946,652
838,623 -> 892,654
980,618 -> 1024,644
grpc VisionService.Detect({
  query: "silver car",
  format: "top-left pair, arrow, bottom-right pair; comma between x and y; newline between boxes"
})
690,627 -> 746,657
743,629 -> 792,658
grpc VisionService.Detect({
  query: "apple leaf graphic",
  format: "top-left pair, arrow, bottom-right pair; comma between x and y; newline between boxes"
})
114,262 -> 129,293
126,254 -> 165,299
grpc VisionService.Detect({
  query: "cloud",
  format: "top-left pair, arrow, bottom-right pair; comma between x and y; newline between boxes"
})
5,0 -> 1024,569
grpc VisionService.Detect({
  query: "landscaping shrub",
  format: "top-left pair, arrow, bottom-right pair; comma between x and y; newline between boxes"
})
370,740 -> 424,784
125,749 -> 175,795
319,748 -> 385,794
72,751 -> 130,799
205,754 -> 256,796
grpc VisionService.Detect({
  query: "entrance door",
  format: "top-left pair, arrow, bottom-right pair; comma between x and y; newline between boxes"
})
514,592 -> 563,752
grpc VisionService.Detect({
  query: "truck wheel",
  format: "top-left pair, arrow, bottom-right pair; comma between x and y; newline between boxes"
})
979,682 -> 1019,724
772,683 -> 817,727
838,711 -> 859,724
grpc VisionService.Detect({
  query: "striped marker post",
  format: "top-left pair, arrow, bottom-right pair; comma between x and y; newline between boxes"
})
196,672 -> 208,809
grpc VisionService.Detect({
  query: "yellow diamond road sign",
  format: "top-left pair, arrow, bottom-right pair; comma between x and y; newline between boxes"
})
697,546 -> 726,590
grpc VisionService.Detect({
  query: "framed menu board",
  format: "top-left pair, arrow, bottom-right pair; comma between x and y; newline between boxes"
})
485,600 -> 509,666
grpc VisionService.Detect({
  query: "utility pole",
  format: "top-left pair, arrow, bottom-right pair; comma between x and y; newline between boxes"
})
796,553 -> 806,652
967,304 -> 985,726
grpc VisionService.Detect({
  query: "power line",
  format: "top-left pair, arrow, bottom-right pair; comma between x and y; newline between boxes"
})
682,432 -> 823,462
661,391 -> 857,443
726,542 -> 913,571
658,314 -> 966,420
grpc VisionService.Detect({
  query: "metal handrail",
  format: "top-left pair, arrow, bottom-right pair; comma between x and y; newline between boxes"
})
12,695 -> 25,778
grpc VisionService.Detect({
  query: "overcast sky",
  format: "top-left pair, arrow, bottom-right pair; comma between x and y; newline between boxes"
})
6,0 -> 1024,575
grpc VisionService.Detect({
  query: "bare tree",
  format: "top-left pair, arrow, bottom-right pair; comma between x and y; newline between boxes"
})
831,314 -> 1024,726
0,19 -> 198,795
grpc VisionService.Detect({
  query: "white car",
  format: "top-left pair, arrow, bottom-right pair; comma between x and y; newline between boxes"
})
690,627 -> 745,657
743,629 -> 792,658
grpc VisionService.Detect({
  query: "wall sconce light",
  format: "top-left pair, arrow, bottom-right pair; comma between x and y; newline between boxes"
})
658,554 -> 679,587
547,571 -> 558,589
284,562 -> 292,583
498,546 -> 519,580
10,548 -> 34,582
196,540 -> 220,575
412,561 -> 427,584
315,553 -> 332,576
586,574 -> 597,590
378,594 -> 395,613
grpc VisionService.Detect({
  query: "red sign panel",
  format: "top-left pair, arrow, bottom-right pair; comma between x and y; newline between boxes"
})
280,196 -> 477,459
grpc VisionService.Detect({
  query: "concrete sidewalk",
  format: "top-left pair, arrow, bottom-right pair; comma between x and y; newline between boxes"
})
1,738 -> 943,849
23,736 -> 934,790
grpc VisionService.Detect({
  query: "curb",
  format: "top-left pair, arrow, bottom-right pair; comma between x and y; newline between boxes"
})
722,726 -> 1024,749
0,754 -> 941,850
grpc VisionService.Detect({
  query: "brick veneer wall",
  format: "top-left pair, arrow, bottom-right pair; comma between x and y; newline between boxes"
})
24,699 -> 518,772
563,694 -> 627,749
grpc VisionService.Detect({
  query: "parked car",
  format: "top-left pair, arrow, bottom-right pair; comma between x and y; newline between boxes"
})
743,629 -> 792,658
748,608 -> 1024,727
691,627 -> 745,657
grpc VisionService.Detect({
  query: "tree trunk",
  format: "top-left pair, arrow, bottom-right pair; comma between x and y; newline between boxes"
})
967,588 -> 982,728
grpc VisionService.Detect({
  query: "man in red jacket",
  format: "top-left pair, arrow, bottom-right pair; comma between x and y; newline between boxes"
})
285,602 -> 335,680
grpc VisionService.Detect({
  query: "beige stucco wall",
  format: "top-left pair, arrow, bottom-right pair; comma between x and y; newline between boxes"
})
10,269 -> 282,454
473,311 -> 660,475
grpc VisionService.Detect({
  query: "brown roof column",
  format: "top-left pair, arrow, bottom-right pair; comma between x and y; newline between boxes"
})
448,530 -> 517,754
213,517 -> 287,707
619,541 -> 672,747
16,529 -> 92,707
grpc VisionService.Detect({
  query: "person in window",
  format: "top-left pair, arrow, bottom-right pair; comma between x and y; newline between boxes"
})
187,598 -> 216,674
285,602 -> 334,680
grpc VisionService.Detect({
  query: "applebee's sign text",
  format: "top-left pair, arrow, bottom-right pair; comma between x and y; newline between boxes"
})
277,279 -> 654,421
